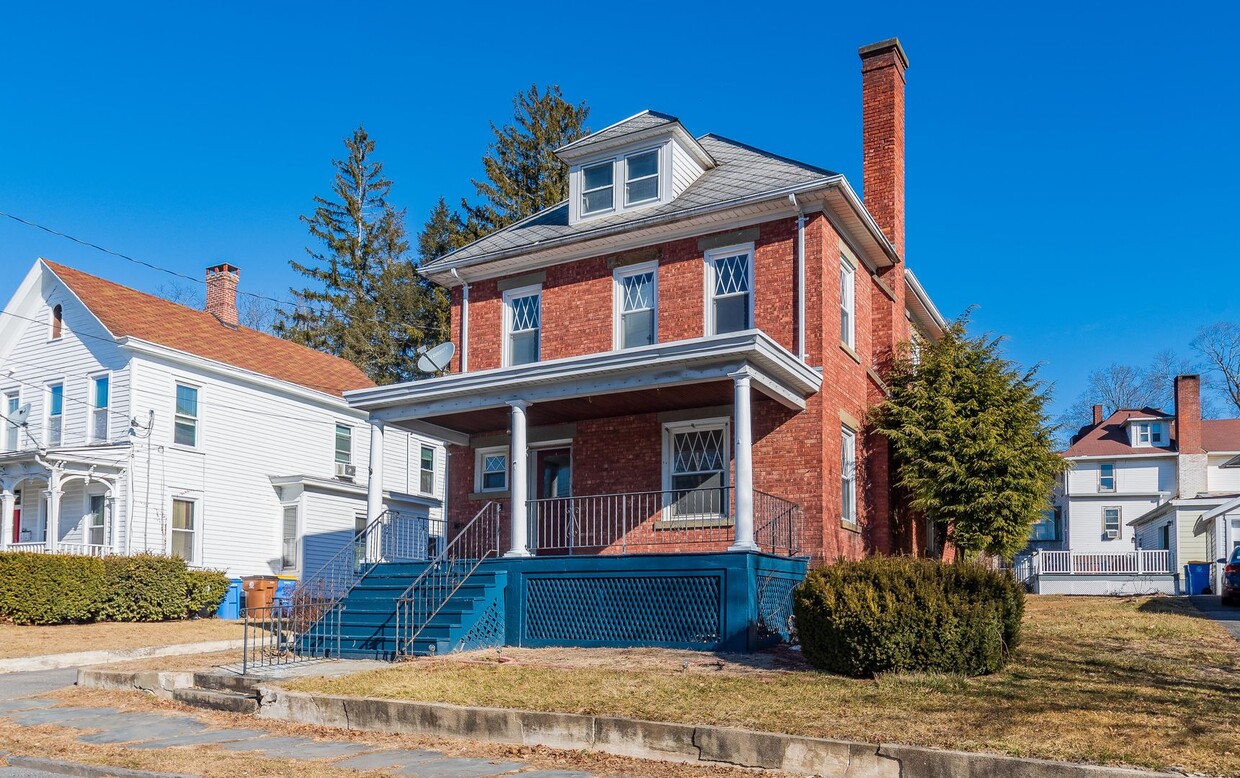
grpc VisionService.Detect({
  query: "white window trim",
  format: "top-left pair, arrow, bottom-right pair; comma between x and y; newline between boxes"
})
841,425 -> 858,525
1150,422 -> 1165,446
703,243 -> 755,337
661,418 -> 731,520
569,142 -> 671,224
579,159 -> 616,217
418,444 -> 436,495
172,381 -> 200,450
612,260 -> 659,350
334,423 -> 353,465
623,147 -> 662,207
1098,462 -> 1116,493
45,380 -> 65,448
169,495 -> 201,564
475,446 -> 510,493
83,490 -> 108,548
280,500 -> 301,573
48,303 -> 64,342
89,371 -> 111,443
840,255 -> 856,350
1103,506 -> 1122,538
3,387 -> 22,453
502,284 -> 542,367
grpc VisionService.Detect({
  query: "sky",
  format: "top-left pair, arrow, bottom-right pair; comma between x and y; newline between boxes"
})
2,1 -> 1238,422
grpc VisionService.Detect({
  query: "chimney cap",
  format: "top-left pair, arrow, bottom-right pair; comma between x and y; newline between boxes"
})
206,263 -> 240,275
859,38 -> 910,69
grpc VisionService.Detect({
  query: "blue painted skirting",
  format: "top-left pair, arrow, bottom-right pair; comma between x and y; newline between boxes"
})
484,551 -> 807,653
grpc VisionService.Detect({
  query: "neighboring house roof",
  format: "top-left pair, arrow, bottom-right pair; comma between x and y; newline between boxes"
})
44,260 -> 374,397
1063,408 -> 1173,457
424,134 -> 838,268
1203,419 -> 1240,453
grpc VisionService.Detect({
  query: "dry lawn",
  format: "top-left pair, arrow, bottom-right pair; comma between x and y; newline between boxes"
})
0,618 -> 244,659
288,596 -> 1240,776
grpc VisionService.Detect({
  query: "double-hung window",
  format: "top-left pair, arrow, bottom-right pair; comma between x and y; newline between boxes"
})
4,391 -> 19,451
87,494 -> 106,547
1030,509 -> 1059,541
841,426 -> 857,525
1136,423 -> 1151,445
706,245 -> 753,335
47,383 -> 63,447
840,256 -> 856,349
614,262 -> 657,349
664,420 -> 729,519
334,424 -> 352,465
504,286 -> 541,366
476,447 -> 508,492
1103,507 -> 1121,538
281,504 -> 299,570
1150,422 -> 1165,445
173,384 -> 198,447
1098,462 -> 1115,492
419,445 -> 435,494
581,161 -> 615,216
171,498 -> 196,563
624,149 -> 660,206
91,375 -> 109,442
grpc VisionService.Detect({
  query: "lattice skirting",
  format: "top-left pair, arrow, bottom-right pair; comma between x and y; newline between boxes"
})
455,596 -> 506,652
524,574 -> 722,646
755,572 -> 800,642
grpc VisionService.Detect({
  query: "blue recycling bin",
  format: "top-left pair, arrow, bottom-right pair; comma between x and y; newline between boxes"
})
274,577 -> 297,608
215,579 -> 242,619
1184,562 -> 1212,595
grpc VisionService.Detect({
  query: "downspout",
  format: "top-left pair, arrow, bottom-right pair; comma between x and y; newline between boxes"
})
788,194 -> 807,361
450,268 -> 469,372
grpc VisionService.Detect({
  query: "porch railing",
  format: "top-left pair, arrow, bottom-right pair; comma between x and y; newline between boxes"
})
1037,549 -> 1172,575
241,601 -> 341,675
395,501 -> 504,656
527,487 -> 800,556
3,542 -> 112,557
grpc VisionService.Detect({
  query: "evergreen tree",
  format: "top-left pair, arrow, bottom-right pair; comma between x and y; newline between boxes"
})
460,84 -> 590,239
874,314 -> 1066,560
276,126 -> 447,384
417,196 -> 466,262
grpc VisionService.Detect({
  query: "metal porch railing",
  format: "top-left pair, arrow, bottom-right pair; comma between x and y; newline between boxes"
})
395,501 -> 504,656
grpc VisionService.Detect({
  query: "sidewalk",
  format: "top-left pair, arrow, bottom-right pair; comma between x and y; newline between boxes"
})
1189,595 -> 1240,641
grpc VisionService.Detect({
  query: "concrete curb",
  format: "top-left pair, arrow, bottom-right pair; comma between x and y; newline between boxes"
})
0,639 -> 243,674
77,668 -> 196,700
251,687 -> 1176,778
5,755 -> 194,778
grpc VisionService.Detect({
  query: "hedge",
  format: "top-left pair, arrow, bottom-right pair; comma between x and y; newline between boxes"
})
0,552 -> 231,625
793,556 -> 1025,678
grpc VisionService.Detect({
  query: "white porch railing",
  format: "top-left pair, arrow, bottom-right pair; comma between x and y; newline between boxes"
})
3,543 -> 114,557
1037,550 -> 1171,575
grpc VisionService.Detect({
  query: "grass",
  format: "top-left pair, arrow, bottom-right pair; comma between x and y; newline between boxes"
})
0,618 -> 245,659
288,596 -> 1240,776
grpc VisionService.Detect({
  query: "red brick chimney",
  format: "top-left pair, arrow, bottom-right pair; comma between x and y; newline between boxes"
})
205,263 -> 240,326
860,38 -> 909,258
1174,374 -> 1203,454
1092,404 -> 1104,426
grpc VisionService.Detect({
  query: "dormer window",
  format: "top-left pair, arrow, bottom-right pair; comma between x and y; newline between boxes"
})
624,149 -> 660,206
1132,421 -> 1166,447
581,161 -> 615,216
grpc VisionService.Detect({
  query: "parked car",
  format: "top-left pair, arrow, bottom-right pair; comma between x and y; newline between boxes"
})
1219,547 -> 1240,606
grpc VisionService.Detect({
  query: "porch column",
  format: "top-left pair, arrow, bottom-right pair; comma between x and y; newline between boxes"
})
729,369 -> 759,552
505,400 -> 532,557
366,419 -> 385,523
0,488 -> 13,551
44,472 -> 62,554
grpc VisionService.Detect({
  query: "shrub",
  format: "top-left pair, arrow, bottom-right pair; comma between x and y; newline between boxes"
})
185,568 -> 231,617
793,556 -> 1025,678
101,554 -> 190,622
0,552 -> 106,625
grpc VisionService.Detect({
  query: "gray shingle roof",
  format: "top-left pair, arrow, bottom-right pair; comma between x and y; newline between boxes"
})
556,110 -> 679,155
428,135 -> 839,267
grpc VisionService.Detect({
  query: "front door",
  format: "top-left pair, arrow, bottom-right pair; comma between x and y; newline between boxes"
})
530,447 -> 571,554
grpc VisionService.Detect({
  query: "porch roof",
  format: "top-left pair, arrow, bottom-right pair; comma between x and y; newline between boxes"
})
345,331 -> 821,441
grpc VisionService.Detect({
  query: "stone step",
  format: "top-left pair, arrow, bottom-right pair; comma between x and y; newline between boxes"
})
172,687 -> 259,715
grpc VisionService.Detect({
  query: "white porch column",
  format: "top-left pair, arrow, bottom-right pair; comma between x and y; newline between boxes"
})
0,488 -> 14,551
45,471 -> 62,554
729,369 -> 758,552
366,419 -> 385,523
505,400 -> 532,558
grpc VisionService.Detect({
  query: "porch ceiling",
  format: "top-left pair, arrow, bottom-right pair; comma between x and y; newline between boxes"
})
345,331 -> 822,440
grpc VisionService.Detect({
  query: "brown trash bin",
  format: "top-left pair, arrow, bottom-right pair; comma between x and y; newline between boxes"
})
241,575 -> 279,611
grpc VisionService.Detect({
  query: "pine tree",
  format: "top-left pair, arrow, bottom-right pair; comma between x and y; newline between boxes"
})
276,126 -> 448,385
874,314 -> 1066,560
460,84 -> 590,239
417,196 -> 466,262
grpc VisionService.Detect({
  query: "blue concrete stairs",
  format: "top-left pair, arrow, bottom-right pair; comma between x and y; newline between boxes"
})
305,562 -> 507,660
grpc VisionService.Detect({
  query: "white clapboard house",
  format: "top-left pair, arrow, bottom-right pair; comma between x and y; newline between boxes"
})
0,259 -> 445,578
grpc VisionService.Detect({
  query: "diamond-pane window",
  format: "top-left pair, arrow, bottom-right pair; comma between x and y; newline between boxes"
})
616,265 -> 656,349
478,448 -> 508,492
666,423 -> 729,518
505,288 -> 541,366
708,248 -> 752,335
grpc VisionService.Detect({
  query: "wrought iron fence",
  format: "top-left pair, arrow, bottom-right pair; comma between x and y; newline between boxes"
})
241,601 -> 341,675
395,501 -> 503,656
527,487 -> 800,556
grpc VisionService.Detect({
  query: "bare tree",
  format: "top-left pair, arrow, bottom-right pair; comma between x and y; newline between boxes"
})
1193,322 -> 1240,413
1058,350 -> 1208,442
155,281 -> 203,308
156,281 -> 277,333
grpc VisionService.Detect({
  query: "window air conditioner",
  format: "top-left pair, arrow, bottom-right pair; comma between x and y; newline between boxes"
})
335,462 -> 357,479
1105,529 -> 1119,540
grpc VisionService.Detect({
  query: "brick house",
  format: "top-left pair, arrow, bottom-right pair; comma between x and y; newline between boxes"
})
332,38 -> 947,658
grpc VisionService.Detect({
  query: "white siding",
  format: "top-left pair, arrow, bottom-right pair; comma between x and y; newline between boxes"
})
1207,456 -> 1240,494
670,139 -> 705,198
1064,496 -> 1160,553
1065,457 -> 1175,497
300,490 -> 365,581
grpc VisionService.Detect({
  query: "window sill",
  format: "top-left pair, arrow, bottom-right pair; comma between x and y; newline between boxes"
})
653,516 -> 734,531
840,519 -> 861,534
840,342 -> 862,365
469,491 -> 509,501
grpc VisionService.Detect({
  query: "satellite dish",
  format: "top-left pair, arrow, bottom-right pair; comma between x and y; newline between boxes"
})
7,403 -> 30,427
417,342 -> 456,374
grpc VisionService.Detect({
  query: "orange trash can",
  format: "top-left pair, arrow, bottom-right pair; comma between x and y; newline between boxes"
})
241,575 -> 279,612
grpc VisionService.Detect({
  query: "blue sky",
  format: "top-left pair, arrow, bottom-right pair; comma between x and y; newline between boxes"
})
2,2 -> 1237,419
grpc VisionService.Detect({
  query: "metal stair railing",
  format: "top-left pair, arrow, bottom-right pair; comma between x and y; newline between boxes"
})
753,490 -> 801,557
395,501 -> 503,656
241,508 -> 437,672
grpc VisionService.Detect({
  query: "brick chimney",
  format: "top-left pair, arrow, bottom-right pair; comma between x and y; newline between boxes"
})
205,263 -> 239,326
1174,374 -> 1203,454
1092,404 -> 1105,426
860,38 -> 909,257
